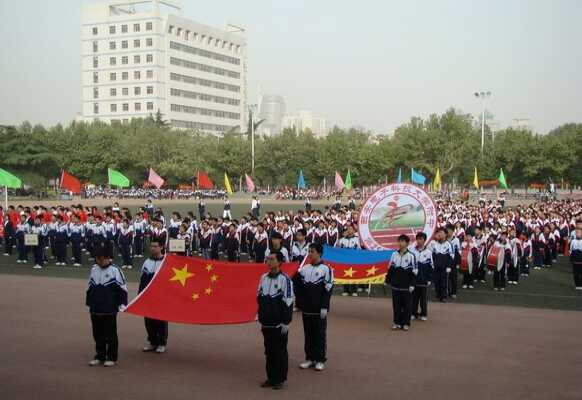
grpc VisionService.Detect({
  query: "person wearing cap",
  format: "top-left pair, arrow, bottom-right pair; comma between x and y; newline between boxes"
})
257,251 -> 294,390
86,241 -> 128,367
264,232 -> 290,263
294,243 -> 333,371
385,234 -> 417,331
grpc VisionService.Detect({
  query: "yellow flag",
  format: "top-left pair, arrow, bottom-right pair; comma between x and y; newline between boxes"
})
434,168 -> 442,191
473,167 -> 479,190
224,172 -> 233,194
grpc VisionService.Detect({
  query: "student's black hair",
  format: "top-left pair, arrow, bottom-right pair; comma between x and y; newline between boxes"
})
297,228 -> 307,236
309,243 -> 324,255
415,232 -> 427,240
398,234 -> 410,243
150,238 -> 165,248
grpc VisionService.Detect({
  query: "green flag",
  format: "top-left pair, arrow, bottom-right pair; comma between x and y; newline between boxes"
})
344,170 -> 352,190
108,168 -> 130,188
0,168 -> 22,188
498,168 -> 508,189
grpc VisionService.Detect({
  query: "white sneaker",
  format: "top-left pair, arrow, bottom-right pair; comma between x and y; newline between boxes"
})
357,288 -> 363,293
3,253 -> 9,256
74,263 -> 81,267
16,260 -> 21,263
22,260 -> 27,263
410,315 -> 416,320
155,346 -> 166,353
402,325 -> 410,331
351,293 -> 358,297
575,287 -> 582,291
494,288 -> 499,291
314,362 -> 325,371
420,316 -> 428,321
391,324 -> 400,330
126,265 -> 132,270
462,285 -> 467,289
88,359 -> 102,366
299,360 -> 313,369
103,361 -> 116,367
33,265 -> 42,269
121,265 -> 126,269
500,288 -> 505,291
142,344 -> 156,352
341,293 -> 349,297
469,285 -> 474,289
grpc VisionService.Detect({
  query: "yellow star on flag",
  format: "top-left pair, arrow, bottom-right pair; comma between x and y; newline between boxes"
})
343,267 -> 356,278
205,287 -> 213,295
169,265 -> 195,287
210,274 -> 220,282
366,266 -> 379,276
192,293 -> 200,301
205,264 -> 213,272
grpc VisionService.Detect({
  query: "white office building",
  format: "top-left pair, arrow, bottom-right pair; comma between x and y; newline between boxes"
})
81,0 -> 247,134
282,111 -> 328,138
257,94 -> 286,136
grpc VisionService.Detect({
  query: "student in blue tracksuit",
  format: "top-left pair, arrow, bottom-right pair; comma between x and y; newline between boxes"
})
15,214 -> 31,263
31,217 -> 46,269
138,239 -> 168,353
569,229 -> 582,290
86,241 -> 128,367
118,219 -> 134,269
386,234 -> 417,331
54,217 -> 69,266
431,228 -> 453,302
3,211 -> 15,256
293,243 -> 333,372
133,213 -> 147,258
258,251 -> 294,390
69,216 -> 85,266
409,232 -> 433,321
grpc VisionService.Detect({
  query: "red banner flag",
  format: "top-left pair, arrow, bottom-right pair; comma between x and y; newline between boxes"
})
148,168 -> 165,189
125,255 -> 300,324
60,170 -> 82,194
197,170 -> 214,189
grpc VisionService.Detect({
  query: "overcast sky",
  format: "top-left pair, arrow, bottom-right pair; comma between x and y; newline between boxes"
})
0,0 -> 580,134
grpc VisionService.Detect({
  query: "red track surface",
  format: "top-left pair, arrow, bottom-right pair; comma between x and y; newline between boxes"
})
371,227 -> 423,248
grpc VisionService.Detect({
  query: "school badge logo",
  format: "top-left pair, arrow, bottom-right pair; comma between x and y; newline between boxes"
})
358,183 -> 436,250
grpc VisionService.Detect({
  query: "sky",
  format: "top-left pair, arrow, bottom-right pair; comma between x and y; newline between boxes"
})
0,0 -> 581,134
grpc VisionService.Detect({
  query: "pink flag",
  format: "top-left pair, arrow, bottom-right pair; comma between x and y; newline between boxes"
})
245,174 -> 255,192
148,168 -> 165,189
335,171 -> 345,190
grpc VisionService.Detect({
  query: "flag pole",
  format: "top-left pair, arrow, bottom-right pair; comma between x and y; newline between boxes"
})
4,186 -> 7,210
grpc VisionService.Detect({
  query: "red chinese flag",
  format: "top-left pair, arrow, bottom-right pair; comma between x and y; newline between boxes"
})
60,170 -> 82,194
0,213 -> 4,238
125,255 -> 300,324
197,170 -> 214,189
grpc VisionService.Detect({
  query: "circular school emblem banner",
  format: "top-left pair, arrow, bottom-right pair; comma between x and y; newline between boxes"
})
358,183 -> 437,250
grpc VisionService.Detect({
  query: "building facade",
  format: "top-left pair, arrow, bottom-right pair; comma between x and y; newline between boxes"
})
282,111 -> 328,138
81,0 -> 247,134
257,94 -> 286,136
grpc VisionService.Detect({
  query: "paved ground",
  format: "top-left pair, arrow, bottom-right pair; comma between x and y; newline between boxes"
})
1,274 -> 581,400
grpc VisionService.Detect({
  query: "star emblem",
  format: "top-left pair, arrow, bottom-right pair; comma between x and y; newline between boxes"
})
210,274 -> 220,282
205,264 -> 213,272
366,266 -> 379,276
205,287 -> 213,295
343,267 -> 356,277
169,265 -> 195,286
192,293 -> 200,301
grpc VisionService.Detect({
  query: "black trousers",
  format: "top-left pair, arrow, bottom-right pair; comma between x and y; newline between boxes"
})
145,318 -> 168,346
33,245 -> 44,266
412,285 -> 428,317
262,327 -> 288,384
433,269 -> 447,300
55,240 -> 67,263
71,239 -> 82,264
90,314 -> 118,362
573,263 -> 582,287
16,235 -> 27,261
493,266 -> 506,288
120,244 -> 132,266
392,289 -> 412,326
302,313 -> 327,363
342,284 -> 357,294
134,234 -> 144,256
462,271 -> 474,286
448,269 -> 458,296
4,235 -> 14,255
507,264 -> 519,282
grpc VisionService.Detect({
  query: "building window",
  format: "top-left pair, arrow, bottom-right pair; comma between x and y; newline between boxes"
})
185,30 -> 190,40
146,86 -> 153,94
92,41 -> 98,52
121,24 -> 127,33
109,25 -> 116,34
133,23 -> 140,32
92,27 -> 98,35
110,72 -> 116,81
168,25 -> 174,34
122,56 -> 128,65
93,57 -> 98,68
122,103 -> 129,111
121,40 -> 128,49
93,87 -> 99,99
208,36 -> 212,45
111,104 -> 117,112
122,72 -> 128,80
134,39 -> 140,48
93,103 -> 99,114
134,70 -> 141,80
146,21 -> 153,31
146,54 -> 153,63
122,87 -> 129,96
193,32 -> 198,41
110,88 -> 117,96
134,87 -> 141,95
135,102 -> 142,111
147,102 -> 154,110
146,38 -> 153,47
146,70 -> 153,79
177,27 -> 182,37
93,72 -> 98,83
109,57 -> 116,66
134,55 -> 141,64
109,41 -> 116,50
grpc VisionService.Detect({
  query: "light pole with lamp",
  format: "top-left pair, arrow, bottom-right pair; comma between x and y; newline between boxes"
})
474,91 -> 491,154
248,104 -> 258,175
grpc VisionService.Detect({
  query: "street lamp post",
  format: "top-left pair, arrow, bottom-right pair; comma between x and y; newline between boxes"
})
249,104 -> 257,175
474,91 -> 491,154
